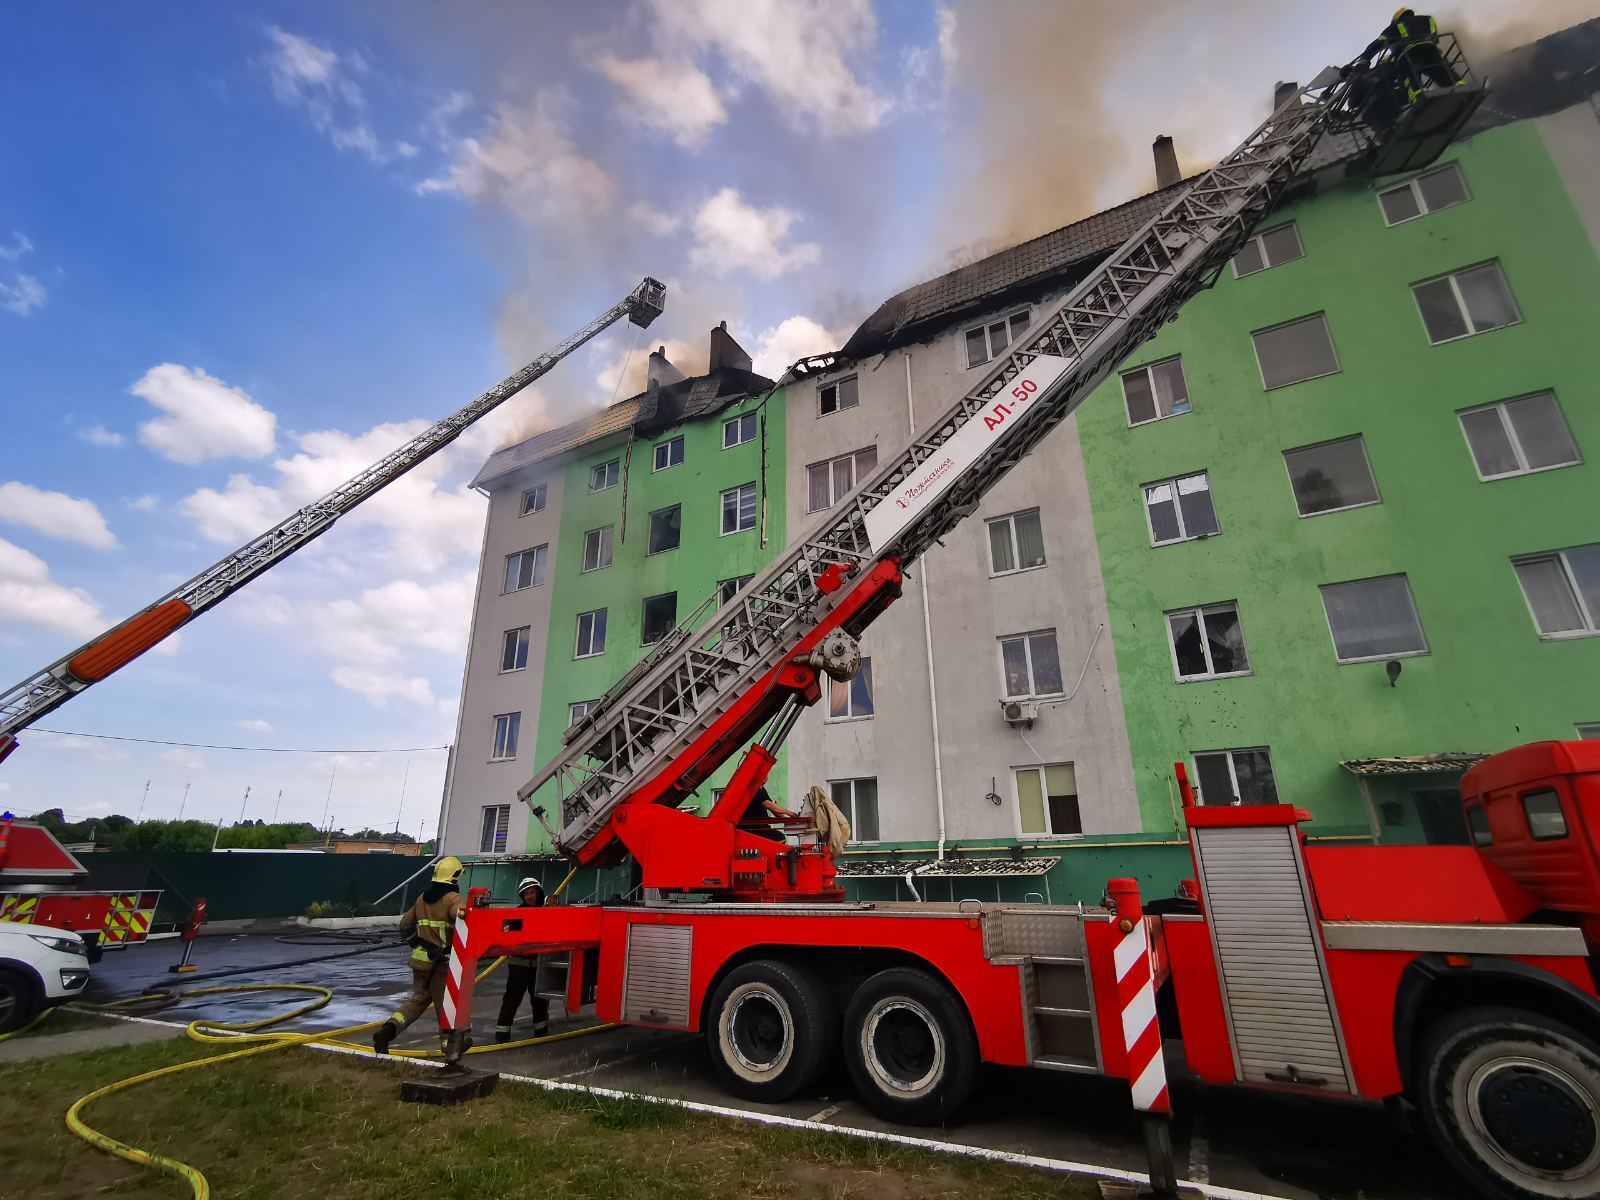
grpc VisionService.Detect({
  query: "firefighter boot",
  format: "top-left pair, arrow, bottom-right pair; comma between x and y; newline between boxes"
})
373,1021 -> 398,1055
495,1028 -> 511,1044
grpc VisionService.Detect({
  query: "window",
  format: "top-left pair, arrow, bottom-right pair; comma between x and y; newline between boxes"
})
500,626 -> 529,672
1379,162 -> 1469,225
721,483 -> 757,534
478,805 -> 510,854
1143,473 -> 1219,544
520,484 -> 547,515
652,436 -> 684,471
965,308 -> 1031,368
1232,224 -> 1305,278
1121,357 -> 1192,425
1523,790 -> 1568,841
830,778 -> 880,842
828,657 -> 874,720
647,505 -> 681,554
491,712 -> 520,761
723,412 -> 758,448
1319,574 -> 1428,662
503,545 -> 548,593
1166,603 -> 1251,681
819,375 -> 859,416
1412,262 -> 1519,344
581,525 -> 614,572
1577,723 -> 1600,741
988,509 -> 1046,573
1000,630 -> 1063,698
1512,545 -> 1600,638
575,608 -> 607,658
1467,806 -> 1493,847
641,592 -> 677,645
1283,436 -> 1381,516
718,574 -> 754,606
1252,313 -> 1340,389
1193,748 -> 1279,806
1016,764 -> 1082,836
590,459 -> 620,491
1459,393 -> 1581,480
807,446 -> 878,512
568,700 -> 599,728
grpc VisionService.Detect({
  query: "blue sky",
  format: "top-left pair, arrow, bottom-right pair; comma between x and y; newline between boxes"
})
0,1 -> 1579,836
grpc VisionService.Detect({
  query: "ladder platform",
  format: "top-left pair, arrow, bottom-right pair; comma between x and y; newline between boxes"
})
1365,83 -> 1486,177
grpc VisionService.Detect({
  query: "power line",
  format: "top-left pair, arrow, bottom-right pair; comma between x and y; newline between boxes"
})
30,728 -> 449,755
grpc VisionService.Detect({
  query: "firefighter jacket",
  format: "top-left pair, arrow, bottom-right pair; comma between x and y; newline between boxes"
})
400,888 -> 464,967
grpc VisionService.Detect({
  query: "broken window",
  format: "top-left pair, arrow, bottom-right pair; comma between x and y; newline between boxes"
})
520,484 -> 547,515
718,573 -> 754,607
1193,748 -> 1278,806
1143,473 -> 1219,544
641,592 -> 678,646
818,375 -> 859,416
1166,603 -> 1250,680
647,505 -> 681,554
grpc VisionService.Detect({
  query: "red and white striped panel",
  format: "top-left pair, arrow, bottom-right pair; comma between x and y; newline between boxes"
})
1114,917 -> 1169,1113
440,914 -> 469,1029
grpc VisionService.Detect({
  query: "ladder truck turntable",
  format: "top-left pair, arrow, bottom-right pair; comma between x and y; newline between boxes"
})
435,40 -> 1600,1200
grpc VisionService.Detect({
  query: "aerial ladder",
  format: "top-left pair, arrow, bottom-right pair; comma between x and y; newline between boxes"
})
425,37 -> 1600,1200
0,277 -> 667,766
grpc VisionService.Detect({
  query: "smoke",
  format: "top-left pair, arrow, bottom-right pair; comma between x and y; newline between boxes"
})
1440,0 -> 1600,64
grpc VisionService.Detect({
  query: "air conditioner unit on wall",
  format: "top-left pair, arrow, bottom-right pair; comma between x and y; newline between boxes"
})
1000,699 -> 1039,726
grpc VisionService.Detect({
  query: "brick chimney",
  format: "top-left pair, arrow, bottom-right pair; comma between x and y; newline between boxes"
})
1152,135 -> 1180,189
1274,81 -> 1300,112
708,321 -> 752,373
647,345 -> 685,392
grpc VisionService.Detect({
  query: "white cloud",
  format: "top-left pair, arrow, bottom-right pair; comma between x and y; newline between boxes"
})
128,495 -> 160,512
159,748 -> 206,772
627,202 -> 682,236
418,92 -> 613,226
261,26 -> 406,164
237,718 -> 273,733
0,233 -> 31,262
78,425 -> 126,449
751,315 -> 838,378
0,273 -> 46,317
689,188 -> 821,280
31,731 -> 128,763
132,364 -> 277,464
0,537 -> 105,638
640,0 -> 891,136
330,666 -> 435,709
0,482 -> 116,549
591,53 -> 728,148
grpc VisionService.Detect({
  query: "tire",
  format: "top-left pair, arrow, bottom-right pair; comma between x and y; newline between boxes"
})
1415,1005 -> 1600,1200
0,967 -> 39,1035
704,959 -> 837,1102
842,967 -> 977,1125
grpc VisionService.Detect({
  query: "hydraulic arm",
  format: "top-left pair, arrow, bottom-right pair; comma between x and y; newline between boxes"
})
0,278 -> 667,765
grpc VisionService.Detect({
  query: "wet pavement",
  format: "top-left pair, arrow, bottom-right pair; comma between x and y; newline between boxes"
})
78,934 -> 1472,1200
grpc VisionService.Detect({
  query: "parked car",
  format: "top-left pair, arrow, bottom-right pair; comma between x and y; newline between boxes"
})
0,918 -> 91,1033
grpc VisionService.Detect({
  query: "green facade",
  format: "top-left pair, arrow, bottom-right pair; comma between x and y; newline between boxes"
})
522,391 -> 789,850
1075,120 -> 1600,838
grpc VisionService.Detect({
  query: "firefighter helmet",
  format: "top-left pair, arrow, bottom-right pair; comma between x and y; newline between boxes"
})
517,877 -> 545,904
431,856 -> 464,885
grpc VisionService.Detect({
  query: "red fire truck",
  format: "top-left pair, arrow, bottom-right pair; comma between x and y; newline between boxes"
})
0,815 -> 161,953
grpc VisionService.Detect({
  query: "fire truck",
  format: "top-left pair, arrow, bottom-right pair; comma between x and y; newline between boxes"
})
0,814 -> 160,953
426,38 -> 1596,1200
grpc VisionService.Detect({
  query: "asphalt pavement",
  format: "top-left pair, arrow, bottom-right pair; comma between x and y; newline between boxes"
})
78,933 -> 1474,1200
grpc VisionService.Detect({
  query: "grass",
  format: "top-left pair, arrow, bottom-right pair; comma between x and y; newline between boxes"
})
0,1039 -> 1098,1200
21,1005 -> 130,1037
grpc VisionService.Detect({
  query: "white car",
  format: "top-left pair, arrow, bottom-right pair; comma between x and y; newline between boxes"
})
0,918 -> 92,1033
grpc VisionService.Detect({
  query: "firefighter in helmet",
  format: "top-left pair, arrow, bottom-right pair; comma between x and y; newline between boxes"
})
494,876 -> 550,1042
1364,8 -> 1457,100
374,855 -> 465,1054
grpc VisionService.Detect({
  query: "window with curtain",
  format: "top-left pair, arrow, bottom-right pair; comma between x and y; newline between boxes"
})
1512,546 -> 1600,637
829,778 -> 880,842
987,509 -> 1046,573
491,713 -> 520,760
582,525 -> 614,572
1000,630 -> 1063,698
828,657 -> 874,720
1319,574 -> 1428,661
807,446 -> 878,512
478,805 -> 510,853
1458,393 -> 1580,480
720,483 -> 757,534
1016,764 -> 1082,836
1121,357 -> 1191,424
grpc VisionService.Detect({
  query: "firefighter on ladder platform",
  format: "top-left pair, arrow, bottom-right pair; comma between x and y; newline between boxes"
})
1365,8 -> 1458,101
494,877 -> 549,1043
374,856 -> 465,1054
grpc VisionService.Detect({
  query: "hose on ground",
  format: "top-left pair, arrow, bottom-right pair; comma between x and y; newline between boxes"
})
0,1004 -> 53,1042
66,861 -> 599,1198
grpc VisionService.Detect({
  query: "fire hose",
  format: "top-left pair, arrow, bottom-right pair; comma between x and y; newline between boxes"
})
54,867 -> 610,1199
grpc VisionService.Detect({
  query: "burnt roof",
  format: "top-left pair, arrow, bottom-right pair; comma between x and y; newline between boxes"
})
841,19 -> 1598,361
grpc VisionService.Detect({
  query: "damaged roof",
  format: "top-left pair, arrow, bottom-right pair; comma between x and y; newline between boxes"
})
1341,753 -> 1489,777
836,855 -> 1058,878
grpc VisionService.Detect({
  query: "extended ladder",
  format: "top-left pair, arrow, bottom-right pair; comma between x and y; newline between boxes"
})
529,53 -> 1482,859
0,278 -> 667,761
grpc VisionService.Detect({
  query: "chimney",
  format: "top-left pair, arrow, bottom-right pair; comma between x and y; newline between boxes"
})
1152,135 -> 1180,190
647,345 -> 685,392
708,320 -> 752,374
1274,81 -> 1300,112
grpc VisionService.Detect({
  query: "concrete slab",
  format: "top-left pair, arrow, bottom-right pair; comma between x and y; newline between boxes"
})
399,1066 -> 498,1106
0,1011 -> 182,1063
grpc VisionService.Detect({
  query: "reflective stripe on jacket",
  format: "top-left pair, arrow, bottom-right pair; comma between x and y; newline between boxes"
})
400,891 -> 464,965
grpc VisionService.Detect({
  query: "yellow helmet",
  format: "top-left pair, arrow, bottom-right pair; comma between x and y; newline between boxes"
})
1392,6 -> 1412,20
431,855 -> 464,885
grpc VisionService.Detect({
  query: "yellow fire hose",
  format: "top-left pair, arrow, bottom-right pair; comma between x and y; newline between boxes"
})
61,866 -> 611,1199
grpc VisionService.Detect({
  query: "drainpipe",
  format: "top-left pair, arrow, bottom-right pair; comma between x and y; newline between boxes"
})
905,352 -> 948,862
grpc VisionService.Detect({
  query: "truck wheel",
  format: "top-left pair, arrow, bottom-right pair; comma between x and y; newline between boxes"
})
1416,1006 -> 1600,1199
843,967 -> 977,1125
0,967 -> 39,1035
705,959 -> 836,1102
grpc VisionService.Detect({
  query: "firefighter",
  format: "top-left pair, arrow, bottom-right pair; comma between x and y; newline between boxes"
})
494,877 -> 550,1043
1364,8 -> 1457,99
373,855 -> 464,1054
